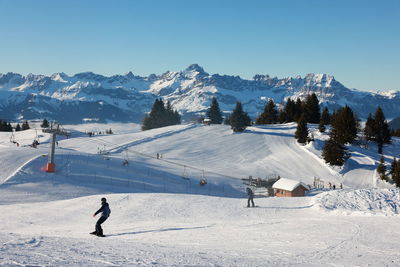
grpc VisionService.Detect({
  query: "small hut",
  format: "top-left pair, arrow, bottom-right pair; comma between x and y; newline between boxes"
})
272,178 -> 309,197
203,118 -> 211,126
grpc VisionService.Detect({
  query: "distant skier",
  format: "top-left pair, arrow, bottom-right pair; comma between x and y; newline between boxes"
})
91,197 -> 111,237
246,187 -> 255,208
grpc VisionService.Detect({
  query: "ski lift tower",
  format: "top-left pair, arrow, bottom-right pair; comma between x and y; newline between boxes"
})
42,122 -> 69,173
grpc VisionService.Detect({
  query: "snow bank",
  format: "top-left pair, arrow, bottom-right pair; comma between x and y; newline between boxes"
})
314,188 -> 400,216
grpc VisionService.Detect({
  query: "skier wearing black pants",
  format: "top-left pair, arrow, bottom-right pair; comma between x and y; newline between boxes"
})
91,197 -> 111,237
246,187 -> 255,208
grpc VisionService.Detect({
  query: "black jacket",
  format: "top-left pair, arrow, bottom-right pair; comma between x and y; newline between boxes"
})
95,202 -> 111,218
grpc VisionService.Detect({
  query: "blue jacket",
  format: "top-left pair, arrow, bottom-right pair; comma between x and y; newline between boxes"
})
246,187 -> 254,197
95,202 -> 111,218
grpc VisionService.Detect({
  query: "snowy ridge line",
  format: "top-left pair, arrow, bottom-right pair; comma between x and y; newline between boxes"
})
75,130 -> 245,181
3,154 -> 44,184
105,124 -> 198,154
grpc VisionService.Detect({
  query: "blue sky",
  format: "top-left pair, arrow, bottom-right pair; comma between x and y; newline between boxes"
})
0,0 -> 399,91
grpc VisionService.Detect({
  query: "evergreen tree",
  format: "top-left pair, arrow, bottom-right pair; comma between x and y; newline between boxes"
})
223,114 -> 231,125
304,93 -> 320,123
41,118 -> 49,128
322,138 -> 349,166
22,121 -> 30,131
141,99 -> 181,130
295,114 -> 308,144
318,107 -> 330,133
364,113 -> 375,142
230,102 -> 251,132
391,158 -> 400,187
256,99 -> 278,124
206,97 -> 223,124
373,107 -> 391,154
294,98 -> 304,122
283,98 -> 296,122
318,121 -> 326,133
377,155 -> 388,181
320,107 -> 331,125
330,106 -> 358,145
5,122 -> 12,132
278,110 -> 287,124
15,123 -> 21,132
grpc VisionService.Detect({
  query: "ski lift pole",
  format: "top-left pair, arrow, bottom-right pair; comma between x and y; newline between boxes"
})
46,132 -> 57,172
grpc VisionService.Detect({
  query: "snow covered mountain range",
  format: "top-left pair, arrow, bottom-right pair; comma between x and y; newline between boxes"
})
0,64 -> 399,123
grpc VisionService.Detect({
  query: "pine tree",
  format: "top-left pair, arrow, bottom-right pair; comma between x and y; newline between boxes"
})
295,114 -> 308,144
294,98 -> 304,122
256,99 -> 278,124
391,158 -> 400,187
141,99 -> 181,130
283,98 -> 296,122
330,106 -> 358,145
230,102 -> 251,132
304,93 -> 320,123
278,110 -> 287,123
22,121 -> 30,131
318,107 -> 330,133
318,121 -> 326,133
223,114 -> 231,125
322,138 -> 349,166
5,122 -> 12,132
320,107 -> 331,125
377,155 -> 388,181
373,107 -> 391,154
206,97 -> 223,124
364,113 -> 375,142
41,118 -> 49,128
15,123 -> 21,131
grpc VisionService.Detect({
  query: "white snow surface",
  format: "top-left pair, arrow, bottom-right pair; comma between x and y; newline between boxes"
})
1,123 -> 400,266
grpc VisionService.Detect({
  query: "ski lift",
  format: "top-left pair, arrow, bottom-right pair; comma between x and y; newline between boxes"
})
9,132 -> 19,146
199,170 -> 207,186
32,129 -> 40,147
122,150 -> 129,166
182,166 -> 189,180
10,132 -> 15,143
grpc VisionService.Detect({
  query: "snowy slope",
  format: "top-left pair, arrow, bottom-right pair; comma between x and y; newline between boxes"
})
1,123 -> 400,266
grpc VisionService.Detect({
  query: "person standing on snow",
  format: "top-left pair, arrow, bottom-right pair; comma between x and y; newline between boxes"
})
246,187 -> 255,208
91,197 -> 111,237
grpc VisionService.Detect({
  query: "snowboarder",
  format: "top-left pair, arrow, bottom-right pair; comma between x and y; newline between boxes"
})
91,197 -> 111,237
246,187 -> 255,208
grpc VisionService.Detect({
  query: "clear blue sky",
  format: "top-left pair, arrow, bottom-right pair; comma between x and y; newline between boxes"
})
0,0 -> 399,91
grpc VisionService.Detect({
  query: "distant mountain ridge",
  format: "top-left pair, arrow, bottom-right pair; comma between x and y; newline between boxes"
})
0,64 -> 399,123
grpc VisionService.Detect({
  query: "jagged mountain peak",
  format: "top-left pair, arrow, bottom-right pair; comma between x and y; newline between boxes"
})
185,64 -> 206,73
0,67 -> 399,123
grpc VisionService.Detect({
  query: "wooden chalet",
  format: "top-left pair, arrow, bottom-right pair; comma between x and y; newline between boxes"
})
272,178 -> 309,197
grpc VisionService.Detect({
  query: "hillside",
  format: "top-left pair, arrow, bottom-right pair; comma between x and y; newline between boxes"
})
1,123 -> 400,266
1,65 -> 399,123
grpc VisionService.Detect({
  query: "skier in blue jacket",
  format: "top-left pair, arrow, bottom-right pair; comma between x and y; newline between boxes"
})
91,197 -> 111,237
246,187 -> 255,208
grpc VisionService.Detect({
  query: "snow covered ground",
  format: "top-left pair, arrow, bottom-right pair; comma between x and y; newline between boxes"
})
1,123 -> 400,266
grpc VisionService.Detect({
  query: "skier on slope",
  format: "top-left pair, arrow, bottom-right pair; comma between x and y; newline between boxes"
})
246,187 -> 255,208
91,197 -> 111,237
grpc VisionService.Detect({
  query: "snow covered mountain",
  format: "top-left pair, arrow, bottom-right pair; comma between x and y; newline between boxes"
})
0,64 -> 399,123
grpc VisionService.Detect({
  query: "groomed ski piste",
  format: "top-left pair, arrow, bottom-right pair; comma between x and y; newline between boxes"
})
1,122 -> 400,266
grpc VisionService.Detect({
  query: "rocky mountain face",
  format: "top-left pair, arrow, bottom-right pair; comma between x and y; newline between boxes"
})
0,64 -> 399,123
